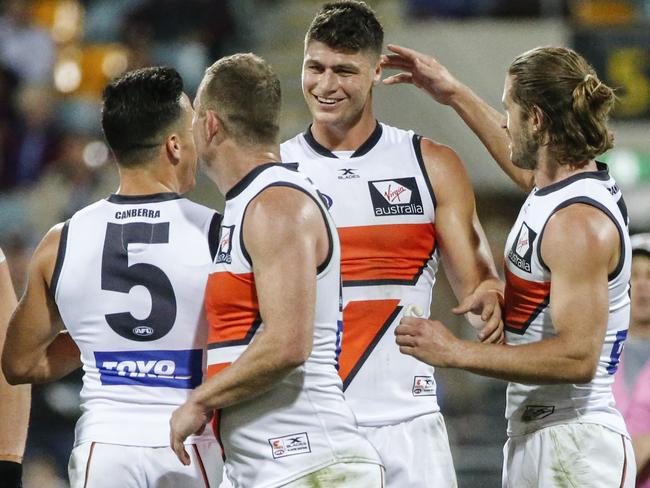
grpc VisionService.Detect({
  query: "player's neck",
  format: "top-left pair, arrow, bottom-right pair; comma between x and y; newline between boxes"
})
533,146 -> 597,189
310,108 -> 377,152
116,164 -> 179,196
214,140 -> 281,196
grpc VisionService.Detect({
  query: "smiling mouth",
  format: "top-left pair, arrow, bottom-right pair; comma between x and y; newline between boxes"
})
314,95 -> 341,105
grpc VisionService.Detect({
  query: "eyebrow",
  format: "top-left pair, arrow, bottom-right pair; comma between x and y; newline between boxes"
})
304,59 -> 360,72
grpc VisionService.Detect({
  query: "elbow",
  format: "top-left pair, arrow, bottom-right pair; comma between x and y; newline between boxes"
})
565,358 -> 598,384
279,342 -> 312,370
2,359 -> 32,385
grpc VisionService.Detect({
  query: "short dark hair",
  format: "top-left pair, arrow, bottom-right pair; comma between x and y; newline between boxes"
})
197,53 -> 281,146
508,47 -> 615,166
306,1 -> 383,58
101,66 -> 184,166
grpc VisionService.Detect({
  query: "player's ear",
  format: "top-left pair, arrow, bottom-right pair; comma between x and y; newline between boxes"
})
166,133 -> 182,165
372,58 -> 382,86
205,110 -> 221,144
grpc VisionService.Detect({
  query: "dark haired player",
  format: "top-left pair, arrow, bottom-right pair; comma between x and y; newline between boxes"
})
281,2 -> 503,486
3,67 -> 223,488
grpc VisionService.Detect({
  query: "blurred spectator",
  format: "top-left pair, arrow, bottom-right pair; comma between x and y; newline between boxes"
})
0,0 -> 54,83
613,233 -> 650,487
1,83 -> 60,190
26,131 -> 117,238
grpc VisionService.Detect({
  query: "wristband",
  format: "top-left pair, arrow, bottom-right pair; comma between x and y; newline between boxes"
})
0,460 -> 22,487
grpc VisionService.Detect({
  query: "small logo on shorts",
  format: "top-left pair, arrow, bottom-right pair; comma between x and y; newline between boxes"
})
215,225 -> 234,264
412,376 -> 436,396
522,405 -> 555,421
268,433 -> 311,459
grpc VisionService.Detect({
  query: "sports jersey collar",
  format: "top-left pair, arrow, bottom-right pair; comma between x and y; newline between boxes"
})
107,192 -> 181,204
225,162 -> 297,200
303,121 -> 383,159
534,161 -> 610,196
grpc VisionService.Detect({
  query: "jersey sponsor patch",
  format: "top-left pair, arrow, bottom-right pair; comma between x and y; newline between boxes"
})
216,225 -> 235,264
507,222 -> 537,273
412,375 -> 436,396
368,177 -> 424,216
94,349 -> 202,389
522,405 -> 555,421
268,432 -> 311,459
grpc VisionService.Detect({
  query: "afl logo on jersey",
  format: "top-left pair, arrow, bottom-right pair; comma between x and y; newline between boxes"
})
368,177 -> 424,216
216,225 -> 235,264
133,326 -> 154,337
508,222 -> 537,273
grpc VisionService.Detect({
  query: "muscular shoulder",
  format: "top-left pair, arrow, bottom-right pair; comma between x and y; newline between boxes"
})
244,186 -> 323,250
418,137 -> 474,207
541,204 -> 619,273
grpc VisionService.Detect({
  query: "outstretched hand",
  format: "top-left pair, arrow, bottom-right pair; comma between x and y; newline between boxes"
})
381,44 -> 464,106
453,289 -> 504,344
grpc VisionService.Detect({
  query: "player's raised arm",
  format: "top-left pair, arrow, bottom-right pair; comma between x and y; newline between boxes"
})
381,43 -> 534,191
2,225 -> 81,385
418,138 -> 503,343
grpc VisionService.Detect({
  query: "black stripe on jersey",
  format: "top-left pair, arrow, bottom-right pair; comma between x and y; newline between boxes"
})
534,162 -> 610,197
225,162 -> 290,201
536,196 -> 627,281
207,314 -> 262,350
504,292 -> 550,335
106,192 -> 181,204
303,122 -> 383,159
240,182 -> 335,275
616,195 -> 629,227
50,220 -> 70,297
412,134 -> 437,209
343,305 -> 403,391
208,212 -> 223,261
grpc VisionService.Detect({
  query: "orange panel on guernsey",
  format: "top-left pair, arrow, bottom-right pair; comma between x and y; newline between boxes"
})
504,267 -> 551,334
338,223 -> 436,285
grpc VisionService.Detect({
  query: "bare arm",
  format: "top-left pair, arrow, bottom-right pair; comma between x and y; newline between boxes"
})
421,139 -> 503,341
2,225 -> 81,385
0,251 -> 29,464
170,187 -> 328,463
381,43 -> 534,191
396,205 -> 618,384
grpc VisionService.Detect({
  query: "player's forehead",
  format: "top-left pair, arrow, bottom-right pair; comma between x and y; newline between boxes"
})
303,40 -> 373,67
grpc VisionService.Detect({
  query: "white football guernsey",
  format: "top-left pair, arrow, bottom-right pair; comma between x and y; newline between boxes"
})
204,163 -> 382,488
503,163 -> 631,437
281,123 -> 440,426
52,192 -> 221,447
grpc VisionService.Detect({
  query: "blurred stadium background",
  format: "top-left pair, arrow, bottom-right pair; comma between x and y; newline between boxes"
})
0,0 -> 648,486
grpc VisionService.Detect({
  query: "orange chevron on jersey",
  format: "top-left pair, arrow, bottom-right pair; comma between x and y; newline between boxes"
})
504,266 -> 550,334
339,223 -> 436,285
339,299 -> 402,388
205,271 -> 260,350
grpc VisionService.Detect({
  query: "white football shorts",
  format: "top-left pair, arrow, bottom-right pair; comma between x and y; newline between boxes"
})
68,441 -> 223,488
359,411 -> 457,488
503,422 -> 635,488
